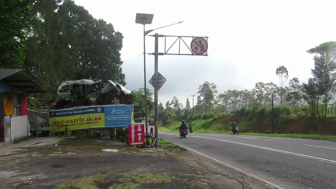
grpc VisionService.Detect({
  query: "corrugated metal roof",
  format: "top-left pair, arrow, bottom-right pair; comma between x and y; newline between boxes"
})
0,69 -> 23,80
0,69 -> 46,93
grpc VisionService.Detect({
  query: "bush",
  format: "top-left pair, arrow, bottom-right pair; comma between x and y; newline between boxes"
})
258,107 -> 266,118
244,109 -> 252,117
239,107 -> 247,116
116,128 -> 128,143
300,107 -> 309,116
280,105 -> 292,116
200,113 -> 214,120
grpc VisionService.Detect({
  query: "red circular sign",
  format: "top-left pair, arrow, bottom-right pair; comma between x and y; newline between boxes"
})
191,37 -> 208,55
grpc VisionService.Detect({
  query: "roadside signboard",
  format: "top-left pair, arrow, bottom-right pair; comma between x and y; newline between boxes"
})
149,72 -> 166,91
191,37 -> 208,55
49,105 -> 132,132
128,123 -> 145,146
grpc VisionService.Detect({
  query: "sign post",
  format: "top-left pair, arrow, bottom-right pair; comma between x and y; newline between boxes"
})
150,34 -> 208,148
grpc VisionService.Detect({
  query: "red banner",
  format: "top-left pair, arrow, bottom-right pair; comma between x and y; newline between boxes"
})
128,123 -> 145,146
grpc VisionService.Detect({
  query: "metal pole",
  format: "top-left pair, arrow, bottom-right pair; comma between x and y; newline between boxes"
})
272,94 -> 274,134
143,24 -> 148,136
154,33 -> 159,148
191,94 -> 195,126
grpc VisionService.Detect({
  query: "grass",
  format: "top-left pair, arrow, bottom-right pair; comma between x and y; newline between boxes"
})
54,172 -> 176,189
54,174 -> 108,189
160,127 -> 231,134
158,138 -> 180,153
119,172 -> 175,184
242,132 -> 336,141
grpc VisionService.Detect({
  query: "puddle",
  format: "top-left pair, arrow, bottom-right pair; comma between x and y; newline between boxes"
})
102,149 -> 119,152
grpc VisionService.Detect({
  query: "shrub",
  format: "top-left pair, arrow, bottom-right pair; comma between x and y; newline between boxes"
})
300,107 -> 309,116
239,107 -> 247,116
258,107 -> 266,118
280,105 -> 292,116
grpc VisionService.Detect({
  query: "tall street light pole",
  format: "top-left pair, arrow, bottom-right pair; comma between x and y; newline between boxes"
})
136,14 -> 182,141
135,13 -> 154,136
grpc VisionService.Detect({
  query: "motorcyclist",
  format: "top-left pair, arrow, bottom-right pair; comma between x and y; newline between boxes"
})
179,121 -> 188,132
189,125 -> 193,133
231,122 -> 237,133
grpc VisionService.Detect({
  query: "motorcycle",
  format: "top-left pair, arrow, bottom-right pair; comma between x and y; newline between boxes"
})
231,126 -> 239,135
180,129 -> 188,138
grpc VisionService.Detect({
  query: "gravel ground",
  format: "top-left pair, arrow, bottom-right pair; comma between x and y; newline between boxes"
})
0,137 -> 269,189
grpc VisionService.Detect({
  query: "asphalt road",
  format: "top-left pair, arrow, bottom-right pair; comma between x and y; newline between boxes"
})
159,131 -> 336,189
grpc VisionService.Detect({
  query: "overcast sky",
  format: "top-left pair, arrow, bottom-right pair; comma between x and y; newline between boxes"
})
75,0 -> 336,107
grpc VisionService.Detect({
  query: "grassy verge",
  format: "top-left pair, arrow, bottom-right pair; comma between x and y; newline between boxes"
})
160,127 -> 336,141
242,132 -> 336,141
160,127 -> 231,134
54,172 -> 177,189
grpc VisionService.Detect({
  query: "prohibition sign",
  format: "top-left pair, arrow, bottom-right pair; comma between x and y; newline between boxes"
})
191,37 -> 208,55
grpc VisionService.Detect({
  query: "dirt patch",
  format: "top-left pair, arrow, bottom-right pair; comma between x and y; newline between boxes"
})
0,138 -> 270,189
0,138 -> 211,189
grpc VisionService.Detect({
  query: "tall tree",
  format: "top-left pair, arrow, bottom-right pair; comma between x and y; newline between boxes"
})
276,66 -> 289,105
185,98 -> 191,110
286,77 -> 303,107
184,98 -> 191,119
305,42 -> 336,118
171,96 -> 182,119
24,0 -> 125,105
0,0 -> 34,69
197,81 -> 218,114
303,78 -> 318,116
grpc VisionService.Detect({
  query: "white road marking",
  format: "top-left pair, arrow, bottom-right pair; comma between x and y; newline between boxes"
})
160,133 -> 336,165
303,144 -> 336,150
190,135 -> 336,165
238,136 -> 256,139
179,144 -> 284,189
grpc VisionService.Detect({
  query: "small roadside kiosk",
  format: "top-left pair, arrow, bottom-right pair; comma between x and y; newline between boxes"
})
0,69 -> 45,143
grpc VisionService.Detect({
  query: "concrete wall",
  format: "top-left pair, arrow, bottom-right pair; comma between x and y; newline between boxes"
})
11,115 -> 28,142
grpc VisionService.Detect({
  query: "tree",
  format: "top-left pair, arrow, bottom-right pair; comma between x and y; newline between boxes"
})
184,98 -> 191,120
132,88 -> 154,119
303,78 -> 318,117
171,96 -> 183,120
254,82 -> 277,106
197,81 -> 218,114
276,66 -> 289,105
165,101 -> 172,112
286,78 -> 303,107
185,98 -> 191,110
24,0 -> 125,105
304,42 -> 336,118
0,0 -> 34,69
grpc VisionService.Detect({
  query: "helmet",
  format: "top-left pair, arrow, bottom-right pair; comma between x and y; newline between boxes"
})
182,120 -> 185,124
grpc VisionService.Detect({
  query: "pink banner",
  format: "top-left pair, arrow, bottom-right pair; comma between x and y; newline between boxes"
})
128,123 -> 145,146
